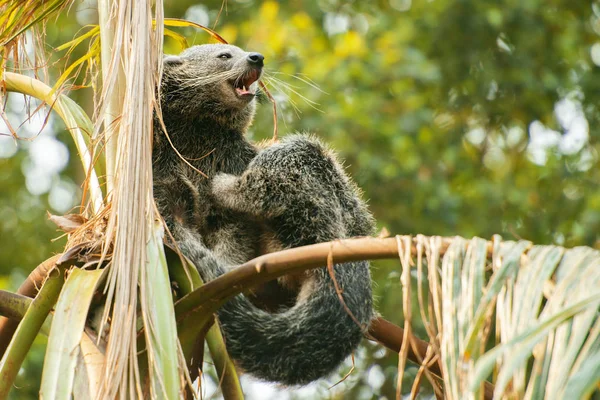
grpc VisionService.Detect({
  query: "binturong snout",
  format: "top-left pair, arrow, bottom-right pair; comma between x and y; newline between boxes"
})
246,52 -> 264,67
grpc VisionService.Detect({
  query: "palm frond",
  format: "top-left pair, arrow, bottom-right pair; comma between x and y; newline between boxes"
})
0,0 -> 73,78
163,18 -> 228,44
406,235 -> 600,399
40,268 -> 105,399
52,35 -> 101,95
0,0 -> 71,48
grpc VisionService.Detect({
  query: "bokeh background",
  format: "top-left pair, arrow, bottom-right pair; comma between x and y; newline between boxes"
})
1,0 -> 599,398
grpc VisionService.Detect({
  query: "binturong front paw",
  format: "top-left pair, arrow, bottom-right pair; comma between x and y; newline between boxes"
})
211,173 -> 243,211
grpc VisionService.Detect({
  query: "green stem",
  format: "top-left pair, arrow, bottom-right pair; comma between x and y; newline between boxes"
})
0,267 -> 64,399
206,325 -> 243,400
0,291 -> 31,321
2,72 -> 104,214
166,247 -> 243,400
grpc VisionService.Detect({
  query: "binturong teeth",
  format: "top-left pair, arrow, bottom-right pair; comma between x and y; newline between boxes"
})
242,85 -> 247,91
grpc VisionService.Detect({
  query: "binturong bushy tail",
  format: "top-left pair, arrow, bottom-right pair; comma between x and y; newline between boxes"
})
218,261 -> 373,385
176,226 -> 373,386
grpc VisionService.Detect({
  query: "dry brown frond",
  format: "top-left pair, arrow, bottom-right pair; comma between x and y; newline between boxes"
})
95,0 -> 161,396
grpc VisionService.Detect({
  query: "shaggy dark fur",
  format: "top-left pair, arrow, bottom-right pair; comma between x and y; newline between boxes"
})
153,44 -> 375,385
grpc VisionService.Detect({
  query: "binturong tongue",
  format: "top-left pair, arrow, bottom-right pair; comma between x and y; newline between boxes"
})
235,70 -> 259,95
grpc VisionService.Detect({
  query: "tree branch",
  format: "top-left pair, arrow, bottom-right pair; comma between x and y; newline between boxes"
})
175,235 -> 491,317
176,237 -> 422,317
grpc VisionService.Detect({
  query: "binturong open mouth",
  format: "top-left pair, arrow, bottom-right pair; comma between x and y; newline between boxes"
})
232,69 -> 260,97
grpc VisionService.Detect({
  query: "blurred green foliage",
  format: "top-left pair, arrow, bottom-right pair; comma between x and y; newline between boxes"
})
2,0 -> 600,398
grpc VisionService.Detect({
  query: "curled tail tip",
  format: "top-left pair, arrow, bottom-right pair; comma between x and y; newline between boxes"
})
217,262 -> 373,385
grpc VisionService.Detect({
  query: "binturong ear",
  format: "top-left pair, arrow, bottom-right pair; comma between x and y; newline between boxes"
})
163,55 -> 184,67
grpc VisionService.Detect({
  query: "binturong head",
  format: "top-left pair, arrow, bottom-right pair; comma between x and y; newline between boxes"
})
160,44 -> 264,130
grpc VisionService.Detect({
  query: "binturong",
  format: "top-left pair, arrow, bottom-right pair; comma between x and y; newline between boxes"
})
152,43 -> 375,385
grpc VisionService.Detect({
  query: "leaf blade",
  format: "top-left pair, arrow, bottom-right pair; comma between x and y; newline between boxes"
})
40,268 -> 105,400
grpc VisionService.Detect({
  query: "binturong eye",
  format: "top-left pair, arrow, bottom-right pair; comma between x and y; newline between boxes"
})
218,53 -> 232,59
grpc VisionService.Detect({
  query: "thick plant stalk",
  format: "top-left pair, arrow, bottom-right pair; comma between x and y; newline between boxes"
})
0,291 -> 32,321
205,326 -> 243,400
96,0 -> 144,395
1,72 -> 103,214
0,291 -> 53,337
0,255 -> 75,358
0,266 -> 65,399
175,237 -> 431,319
166,247 -> 243,399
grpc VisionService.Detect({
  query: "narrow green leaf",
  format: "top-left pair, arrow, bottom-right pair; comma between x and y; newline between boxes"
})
40,268 -> 105,400
561,337 -> 600,399
163,18 -> 228,43
140,221 -> 182,399
440,237 -> 466,399
543,248 -> 600,396
0,0 -> 69,47
470,294 -> 600,395
56,25 -> 100,52
463,240 -> 531,355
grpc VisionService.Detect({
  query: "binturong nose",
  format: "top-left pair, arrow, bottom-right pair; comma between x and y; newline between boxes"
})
247,52 -> 265,67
